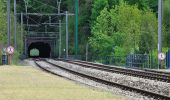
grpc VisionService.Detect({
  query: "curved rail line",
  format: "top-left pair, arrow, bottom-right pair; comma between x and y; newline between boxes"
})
57,59 -> 170,83
34,60 -> 170,100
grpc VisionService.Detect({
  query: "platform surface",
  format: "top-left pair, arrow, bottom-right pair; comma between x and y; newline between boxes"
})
0,65 -> 126,100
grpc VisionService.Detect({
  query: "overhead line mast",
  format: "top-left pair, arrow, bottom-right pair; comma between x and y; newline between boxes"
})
14,0 -> 17,49
7,0 -> 11,46
75,0 -> 79,59
158,0 -> 163,69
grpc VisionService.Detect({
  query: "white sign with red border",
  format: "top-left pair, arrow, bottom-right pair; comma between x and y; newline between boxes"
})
6,46 -> 15,55
158,53 -> 166,60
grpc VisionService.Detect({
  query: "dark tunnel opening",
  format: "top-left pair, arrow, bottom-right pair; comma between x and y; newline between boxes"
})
28,42 -> 51,58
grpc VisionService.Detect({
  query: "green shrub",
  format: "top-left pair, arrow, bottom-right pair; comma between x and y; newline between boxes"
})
12,50 -> 20,65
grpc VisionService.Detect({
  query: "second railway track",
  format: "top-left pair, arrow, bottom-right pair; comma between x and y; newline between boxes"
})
59,59 -> 170,83
34,59 -> 170,100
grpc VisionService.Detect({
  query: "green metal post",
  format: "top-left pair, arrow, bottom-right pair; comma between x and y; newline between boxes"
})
59,20 -> 61,58
75,0 -> 79,59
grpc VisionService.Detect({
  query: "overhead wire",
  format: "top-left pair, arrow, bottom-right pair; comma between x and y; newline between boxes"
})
22,0 -> 66,32
34,0 -> 58,10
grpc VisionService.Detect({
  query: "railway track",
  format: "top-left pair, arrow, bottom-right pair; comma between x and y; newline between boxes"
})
34,59 -> 170,100
59,59 -> 170,83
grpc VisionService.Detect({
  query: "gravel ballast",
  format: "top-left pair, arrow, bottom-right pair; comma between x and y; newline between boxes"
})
37,61 -> 155,100
48,59 -> 170,97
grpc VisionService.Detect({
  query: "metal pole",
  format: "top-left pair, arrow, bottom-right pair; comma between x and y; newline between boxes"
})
57,0 -> 61,14
66,11 -> 68,59
24,0 -> 28,26
25,38 -> 27,57
7,0 -> 11,46
45,25 -> 47,34
49,16 -> 51,23
75,0 -> 79,58
57,0 -> 61,58
21,13 -> 23,51
14,0 -> 17,49
59,20 -> 61,58
158,0 -> 163,69
86,43 -> 88,61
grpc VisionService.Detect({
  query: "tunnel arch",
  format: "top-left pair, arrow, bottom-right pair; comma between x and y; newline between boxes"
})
28,42 -> 51,58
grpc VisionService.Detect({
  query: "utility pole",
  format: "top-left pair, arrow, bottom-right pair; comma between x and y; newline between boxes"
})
21,12 -> 23,52
57,0 -> 61,58
14,0 -> 17,49
57,0 -> 61,14
65,11 -> 68,59
158,0 -> 163,69
75,0 -> 79,59
7,0 -> 11,46
24,0 -> 28,26
59,20 -> 61,58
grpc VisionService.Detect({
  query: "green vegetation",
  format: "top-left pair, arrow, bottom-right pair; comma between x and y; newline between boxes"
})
0,0 -> 7,43
0,0 -> 170,66
0,66 -> 126,100
0,0 -> 23,65
90,2 -> 157,57
61,0 -> 169,61
163,0 -> 170,47
0,0 -> 7,64
88,0 -> 170,68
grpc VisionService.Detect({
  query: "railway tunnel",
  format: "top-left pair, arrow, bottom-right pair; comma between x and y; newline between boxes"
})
21,12 -> 60,58
28,42 -> 51,58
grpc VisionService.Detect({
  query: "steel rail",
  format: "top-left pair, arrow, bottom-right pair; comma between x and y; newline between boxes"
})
74,60 -> 170,76
34,60 -> 170,100
58,59 -> 170,83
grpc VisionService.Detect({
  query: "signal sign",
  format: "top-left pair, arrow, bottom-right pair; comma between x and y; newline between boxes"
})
6,46 -> 15,55
158,53 -> 166,60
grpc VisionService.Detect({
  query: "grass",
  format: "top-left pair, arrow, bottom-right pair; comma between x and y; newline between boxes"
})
0,65 -> 127,100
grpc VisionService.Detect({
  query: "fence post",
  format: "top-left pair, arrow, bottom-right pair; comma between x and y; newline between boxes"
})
167,50 -> 170,69
169,51 -> 170,69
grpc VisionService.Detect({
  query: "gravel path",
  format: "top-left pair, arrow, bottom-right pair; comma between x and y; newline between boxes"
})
48,59 -> 170,97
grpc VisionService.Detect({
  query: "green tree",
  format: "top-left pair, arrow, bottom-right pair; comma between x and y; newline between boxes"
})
91,0 -> 109,25
113,3 -> 142,53
125,0 -> 158,11
89,2 -> 158,57
163,0 -> 170,47
0,0 -> 24,64
125,0 -> 149,9
89,8 -> 113,56
139,10 -> 157,54
0,0 -> 7,43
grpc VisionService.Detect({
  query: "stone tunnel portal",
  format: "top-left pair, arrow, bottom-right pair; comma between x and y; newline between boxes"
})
28,42 -> 51,58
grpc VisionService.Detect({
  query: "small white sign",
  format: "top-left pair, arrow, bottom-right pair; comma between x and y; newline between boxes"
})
158,53 -> 166,60
6,46 -> 15,55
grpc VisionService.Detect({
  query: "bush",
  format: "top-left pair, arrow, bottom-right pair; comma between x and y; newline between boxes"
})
12,50 -> 20,65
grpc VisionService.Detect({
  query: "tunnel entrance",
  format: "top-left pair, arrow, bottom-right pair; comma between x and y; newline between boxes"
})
28,42 -> 51,58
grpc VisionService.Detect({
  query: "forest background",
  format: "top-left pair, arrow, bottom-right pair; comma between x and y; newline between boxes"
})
0,0 -> 170,66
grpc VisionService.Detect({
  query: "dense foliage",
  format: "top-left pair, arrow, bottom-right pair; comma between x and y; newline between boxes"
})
89,2 -> 157,57
1,0 -> 170,65
0,0 -> 23,64
0,0 -> 7,43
